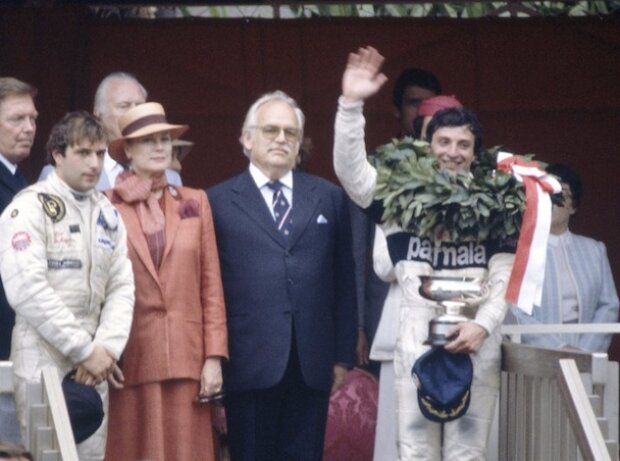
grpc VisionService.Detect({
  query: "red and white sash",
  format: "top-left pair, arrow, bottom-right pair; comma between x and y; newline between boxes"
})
497,152 -> 561,315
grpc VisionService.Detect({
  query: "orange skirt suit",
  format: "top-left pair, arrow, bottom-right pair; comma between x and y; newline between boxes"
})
105,186 -> 228,461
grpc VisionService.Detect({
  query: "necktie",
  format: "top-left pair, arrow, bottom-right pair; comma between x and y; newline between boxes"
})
267,181 -> 292,238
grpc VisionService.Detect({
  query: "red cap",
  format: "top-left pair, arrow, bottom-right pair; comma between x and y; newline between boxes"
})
418,95 -> 463,117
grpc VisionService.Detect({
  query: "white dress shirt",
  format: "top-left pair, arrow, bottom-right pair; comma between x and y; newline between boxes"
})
249,163 -> 293,220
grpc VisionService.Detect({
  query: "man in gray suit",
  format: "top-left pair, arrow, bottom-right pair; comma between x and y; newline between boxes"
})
39,72 -> 181,188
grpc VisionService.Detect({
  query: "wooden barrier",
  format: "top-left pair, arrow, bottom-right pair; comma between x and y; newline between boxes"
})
499,342 -> 618,461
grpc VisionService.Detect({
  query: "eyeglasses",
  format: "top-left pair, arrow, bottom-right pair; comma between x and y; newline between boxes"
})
253,125 -> 301,143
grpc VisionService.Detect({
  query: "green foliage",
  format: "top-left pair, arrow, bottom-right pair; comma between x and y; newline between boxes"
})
372,138 -> 531,242
286,1 -> 619,18
95,2 -> 620,19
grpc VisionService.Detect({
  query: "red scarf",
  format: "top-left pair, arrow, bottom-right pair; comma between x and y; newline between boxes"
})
114,170 -> 168,269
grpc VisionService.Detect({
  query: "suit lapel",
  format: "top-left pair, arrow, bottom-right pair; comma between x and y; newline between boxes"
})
288,171 -> 320,247
0,163 -> 26,194
161,186 -> 181,266
231,171 -> 288,248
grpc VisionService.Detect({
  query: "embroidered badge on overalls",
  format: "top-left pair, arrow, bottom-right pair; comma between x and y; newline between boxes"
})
37,193 -> 66,223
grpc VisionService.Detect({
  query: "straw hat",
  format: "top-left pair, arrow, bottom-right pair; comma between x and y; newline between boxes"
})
171,139 -> 194,163
108,102 -> 188,164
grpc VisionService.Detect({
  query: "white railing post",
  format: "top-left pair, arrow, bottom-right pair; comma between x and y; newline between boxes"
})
0,361 -> 13,393
24,367 -> 79,461
557,359 -> 612,461
40,368 -> 79,461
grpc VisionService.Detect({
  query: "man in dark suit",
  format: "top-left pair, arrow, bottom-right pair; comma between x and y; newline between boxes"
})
0,77 -> 37,444
208,91 -> 357,461
0,77 -> 37,361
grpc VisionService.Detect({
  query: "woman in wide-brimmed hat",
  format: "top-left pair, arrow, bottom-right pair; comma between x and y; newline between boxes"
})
104,102 -> 228,461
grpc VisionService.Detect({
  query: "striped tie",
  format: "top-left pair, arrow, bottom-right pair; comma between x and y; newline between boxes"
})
267,181 -> 292,238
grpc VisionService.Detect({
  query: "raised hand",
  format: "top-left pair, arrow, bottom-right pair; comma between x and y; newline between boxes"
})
342,46 -> 388,103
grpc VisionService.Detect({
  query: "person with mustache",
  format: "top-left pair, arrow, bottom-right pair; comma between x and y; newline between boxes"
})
0,77 -> 37,446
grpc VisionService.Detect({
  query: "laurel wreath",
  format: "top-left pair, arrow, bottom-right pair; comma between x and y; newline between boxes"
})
371,138 -> 530,242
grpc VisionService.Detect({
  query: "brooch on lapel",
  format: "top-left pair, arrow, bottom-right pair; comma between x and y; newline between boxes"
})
179,198 -> 200,219
168,185 -> 179,198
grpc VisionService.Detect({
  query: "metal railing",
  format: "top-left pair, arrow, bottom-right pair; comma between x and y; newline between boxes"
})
501,322 -> 620,342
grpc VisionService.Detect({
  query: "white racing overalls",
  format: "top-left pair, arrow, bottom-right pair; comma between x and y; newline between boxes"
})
0,171 -> 134,460
334,97 -> 514,460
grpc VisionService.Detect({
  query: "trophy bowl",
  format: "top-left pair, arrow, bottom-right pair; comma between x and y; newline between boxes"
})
418,275 -> 488,346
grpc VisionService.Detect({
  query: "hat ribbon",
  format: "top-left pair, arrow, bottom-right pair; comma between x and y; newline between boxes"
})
122,114 -> 168,137
497,152 -> 561,315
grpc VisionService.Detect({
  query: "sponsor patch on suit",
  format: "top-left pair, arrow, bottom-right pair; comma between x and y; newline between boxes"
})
97,237 -> 115,250
48,259 -> 82,270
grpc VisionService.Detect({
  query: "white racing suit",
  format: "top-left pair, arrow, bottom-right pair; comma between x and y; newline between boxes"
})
334,97 -> 514,460
0,171 -> 134,460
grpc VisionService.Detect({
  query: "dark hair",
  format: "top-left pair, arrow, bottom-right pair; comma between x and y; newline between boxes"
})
546,163 -> 582,209
46,111 -> 108,165
425,107 -> 483,155
0,77 -> 37,105
392,68 -> 441,109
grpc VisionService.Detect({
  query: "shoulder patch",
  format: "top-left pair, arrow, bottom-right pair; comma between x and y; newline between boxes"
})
37,193 -> 66,223
11,231 -> 31,251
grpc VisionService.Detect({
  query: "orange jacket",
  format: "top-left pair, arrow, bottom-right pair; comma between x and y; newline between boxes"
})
109,186 -> 228,386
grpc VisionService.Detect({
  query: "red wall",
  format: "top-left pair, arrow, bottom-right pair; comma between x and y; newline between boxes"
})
2,8 -> 620,354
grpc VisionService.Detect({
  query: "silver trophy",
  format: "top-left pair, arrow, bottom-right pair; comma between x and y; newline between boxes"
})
418,275 -> 489,346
